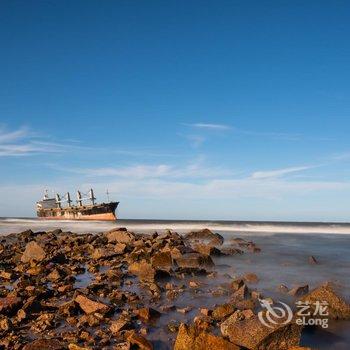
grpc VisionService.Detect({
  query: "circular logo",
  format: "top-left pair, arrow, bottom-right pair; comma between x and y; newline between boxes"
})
258,298 -> 293,328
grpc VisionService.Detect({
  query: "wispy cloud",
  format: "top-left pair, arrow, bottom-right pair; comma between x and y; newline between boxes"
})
251,165 -> 314,179
0,126 -> 78,157
187,123 -> 231,130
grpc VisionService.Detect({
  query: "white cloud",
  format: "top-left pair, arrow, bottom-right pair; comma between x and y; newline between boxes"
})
251,166 -> 314,179
187,123 -> 231,130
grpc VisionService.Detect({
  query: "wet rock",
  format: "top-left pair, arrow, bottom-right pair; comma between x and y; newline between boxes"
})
175,253 -> 214,269
192,244 -> 222,256
0,296 -> 22,315
231,278 -> 245,291
91,247 -> 115,260
221,312 -> 302,350
212,303 -> 235,320
308,256 -> 318,265
106,229 -> 135,244
151,251 -> 173,272
184,229 -> 224,246
300,283 -> 350,319
278,284 -> 289,294
110,315 -> 131,334
135,307 -> 161,322
171,246 -> 195,259
243,273 -> 259,284
75,295 -> 110,314
22,339 -> 66,350
288,285 -> 309,297
115,243 -> 127,254
174,323 -> 239,350
128,260 -> 156,281
126,330 -> 153,350
21,241 -> 46,263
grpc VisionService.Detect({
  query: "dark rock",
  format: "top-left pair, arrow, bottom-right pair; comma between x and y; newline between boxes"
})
0,296 -> 22,315
308,256 -> 318,265
288,285 -> 309,297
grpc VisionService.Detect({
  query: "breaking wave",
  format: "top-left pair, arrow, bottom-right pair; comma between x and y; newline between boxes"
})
1,217 -> 350,236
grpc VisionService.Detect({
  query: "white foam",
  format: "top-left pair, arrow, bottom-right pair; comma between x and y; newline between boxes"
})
1,218 -> 350,236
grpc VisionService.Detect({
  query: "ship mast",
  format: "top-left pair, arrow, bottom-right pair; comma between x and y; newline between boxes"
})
89,188 -> 96,205
76,191 -> 83,206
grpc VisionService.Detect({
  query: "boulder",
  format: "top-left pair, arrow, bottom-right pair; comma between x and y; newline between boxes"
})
151,251 -> 173,272
220,312 -> 302,350
174,323 -> 239,350
105,229 -> 134,244
75,295 -> 109,314
175,253 -> 214,269
184,229 -> 224,246
300,283 -> 350,319
192,244 -> 222,256
21,241 -> 46,263
128,260 -> 156,281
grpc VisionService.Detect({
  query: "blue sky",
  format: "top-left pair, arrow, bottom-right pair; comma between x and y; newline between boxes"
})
1,0 -> 350,221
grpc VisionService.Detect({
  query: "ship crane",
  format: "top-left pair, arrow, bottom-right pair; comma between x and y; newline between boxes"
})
55,192 -> 73,208
76,189 -> 96,206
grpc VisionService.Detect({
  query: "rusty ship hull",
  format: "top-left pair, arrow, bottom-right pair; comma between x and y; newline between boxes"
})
37,202 -> 119,221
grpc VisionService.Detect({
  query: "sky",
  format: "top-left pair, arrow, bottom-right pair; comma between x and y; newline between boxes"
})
0,0 -> 350,221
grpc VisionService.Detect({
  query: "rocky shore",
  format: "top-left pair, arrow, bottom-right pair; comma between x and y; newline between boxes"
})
0,227 -> 349,350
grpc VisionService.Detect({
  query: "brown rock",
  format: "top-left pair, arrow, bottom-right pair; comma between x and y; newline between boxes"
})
106,229 -> 134,244
243,273 -> 259,283
300,283 -> 350,319
0,296 -> 22,315
21,241 -> 46,263
185,229 -> 224,245
126,331 -> 153,350
128,260 -> 156,281
75,295 -> 109,314
174,323 -> 239,350
136,307 -> 161,322
151,251 -> 173,272
22,339 -> 66,350
212,304 -> 235,320
110,316 -> 130,334
220,313 -> 301,350
175,253 -> 214,269
192,244 -> 221,256
115,243 -> 127,254
195,332 -> 240,350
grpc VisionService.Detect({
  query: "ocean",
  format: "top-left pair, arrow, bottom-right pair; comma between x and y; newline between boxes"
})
1,218 -> 349,349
